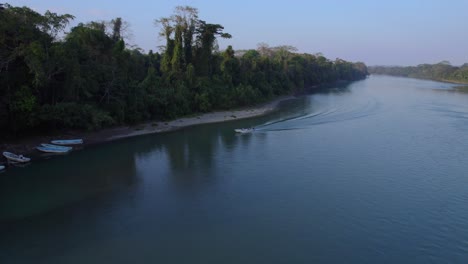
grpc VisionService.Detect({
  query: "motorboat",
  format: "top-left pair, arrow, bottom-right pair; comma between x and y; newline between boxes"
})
234,128 -> 255,134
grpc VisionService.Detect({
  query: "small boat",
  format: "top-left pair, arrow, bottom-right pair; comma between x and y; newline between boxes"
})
36,146 -> 71,153
0,165 -> 5,171
50,139 -> 83,145
3,152 -> 31,163
40,143 -> 73,151
235,128 -> 255,134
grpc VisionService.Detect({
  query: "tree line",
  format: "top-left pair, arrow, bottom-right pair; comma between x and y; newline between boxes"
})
369,62 -> 468,84
0,4 -> 368,137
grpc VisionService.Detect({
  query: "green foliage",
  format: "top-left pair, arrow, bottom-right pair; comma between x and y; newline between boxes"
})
0,4 -> 369,138
452,65 -> 468,83
195,92 -> 212,112
9,86 -> 38,131
234,84 -> 258,106
38,103 -> 114,131
369,62 -> 468,84
194,20 -> 232,76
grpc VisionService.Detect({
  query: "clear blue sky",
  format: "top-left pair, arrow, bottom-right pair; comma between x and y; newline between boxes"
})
8,0 -> 468,66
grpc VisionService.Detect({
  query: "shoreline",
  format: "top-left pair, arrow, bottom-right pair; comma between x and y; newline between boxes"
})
371,74 -> 468,85
91,95 -> 295,143
439,78 -> 468,85
1,95 -> 296,161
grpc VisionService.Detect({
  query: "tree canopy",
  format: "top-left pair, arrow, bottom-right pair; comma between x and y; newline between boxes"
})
0,4 -> 368,138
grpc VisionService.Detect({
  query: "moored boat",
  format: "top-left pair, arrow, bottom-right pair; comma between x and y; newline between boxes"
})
40,143 -> 73,151
2,152 -> 31,163
36,146 -> 71,153
50,139 -> 83,145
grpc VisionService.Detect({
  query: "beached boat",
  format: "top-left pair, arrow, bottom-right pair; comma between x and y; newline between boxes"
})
2,152 -> 31,163
50,139 -> 83,145
36,145 -> 71,153
235,128 -> 255,134
40,143 -> 73,151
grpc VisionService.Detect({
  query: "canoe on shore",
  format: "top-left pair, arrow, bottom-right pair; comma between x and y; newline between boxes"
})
50,139 -> 83,145
40,143 -> 73,151
3,152 -> 31,163
36,146 -> 71,153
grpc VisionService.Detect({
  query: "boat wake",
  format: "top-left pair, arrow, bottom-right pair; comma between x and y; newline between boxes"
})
254,97 -> 381,132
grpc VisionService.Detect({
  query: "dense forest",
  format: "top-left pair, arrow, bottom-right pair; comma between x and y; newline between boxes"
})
0,4 -> 368,138
369,62 -> 468,84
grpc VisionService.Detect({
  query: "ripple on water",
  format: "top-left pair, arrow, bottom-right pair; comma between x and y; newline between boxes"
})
256,97 -> 382,132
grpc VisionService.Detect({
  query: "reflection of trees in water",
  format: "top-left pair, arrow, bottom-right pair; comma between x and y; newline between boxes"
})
430,85 -> 468,94
415,85 -> 468,97
118,124 -> 226,189
456,86 -> 468,93
162,126 -> 222,188
302,80 -> 353,95
132,122 -> 262,189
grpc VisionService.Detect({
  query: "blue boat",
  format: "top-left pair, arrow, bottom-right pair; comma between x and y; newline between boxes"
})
36,145 -> 71,153
50,139 -> 83,145
40,143 -> 73,151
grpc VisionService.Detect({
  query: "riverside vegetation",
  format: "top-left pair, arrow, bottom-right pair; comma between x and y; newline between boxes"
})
369,62 -> 468,84
0,4 -> 368,138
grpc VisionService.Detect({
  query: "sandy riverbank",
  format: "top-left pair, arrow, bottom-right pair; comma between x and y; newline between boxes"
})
1,95 -> 296,159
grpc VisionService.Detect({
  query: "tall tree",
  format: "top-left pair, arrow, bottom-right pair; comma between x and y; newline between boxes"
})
174,6 -> 198,65
111,17 -> 122,41
171,25 -> 184,73
155,17 -> 174,74
194,20 -> 231,76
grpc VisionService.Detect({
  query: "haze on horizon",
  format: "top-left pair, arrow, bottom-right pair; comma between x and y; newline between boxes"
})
8,0 -> 468,66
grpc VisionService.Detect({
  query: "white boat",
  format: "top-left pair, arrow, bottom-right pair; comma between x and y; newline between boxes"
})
0,165 -> 5,171
36,146 -> 71,153
2,152 -> 31,163
40,143 -> 73,151
235,128 -> 255,134
50,139 -> 83,145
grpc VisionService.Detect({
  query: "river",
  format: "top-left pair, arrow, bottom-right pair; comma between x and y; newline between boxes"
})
2,75 -> 468,263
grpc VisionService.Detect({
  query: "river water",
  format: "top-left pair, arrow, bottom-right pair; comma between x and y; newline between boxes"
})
2,75 -> 468,263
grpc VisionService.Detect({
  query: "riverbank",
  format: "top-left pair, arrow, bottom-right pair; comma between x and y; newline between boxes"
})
0,95 -> 296,159
91,95 -> 295,142
439,78 -> 468,85
370,74 -> 468,85
408,77 -> 468,85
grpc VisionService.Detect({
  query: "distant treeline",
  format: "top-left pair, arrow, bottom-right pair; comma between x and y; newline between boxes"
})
369,62 -> 468,84
0,4 -> 368,137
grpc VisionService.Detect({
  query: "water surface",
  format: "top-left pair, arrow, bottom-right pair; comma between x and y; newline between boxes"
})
2,76 -> 468,263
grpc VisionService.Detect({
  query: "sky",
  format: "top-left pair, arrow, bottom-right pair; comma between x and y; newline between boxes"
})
7,0 -> 468,66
